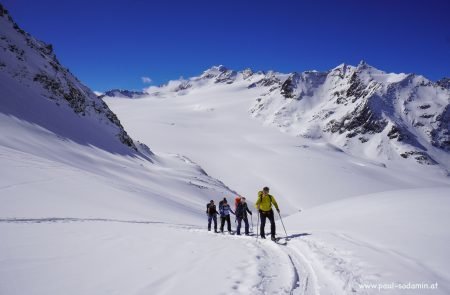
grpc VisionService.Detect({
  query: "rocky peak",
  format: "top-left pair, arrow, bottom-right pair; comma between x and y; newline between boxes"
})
248,71 -> 282,89
241,68 -> 254,80
329,63 -> 356,80
357,59 -> 369,68
100,89 -> 147,99
200,65 -> 237,84
280,72 -> 301,99
201,65 -> 228,79
0,4 -> 136,151
437,77 -> 450,90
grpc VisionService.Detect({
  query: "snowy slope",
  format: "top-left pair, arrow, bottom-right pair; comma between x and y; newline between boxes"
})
0,3 -> 239,220
134,64 -> 450,168
105,67 -> 450,210
2,3 -> 450,294
284,187 -> 450,294
104,65 -> 450,294
0,6 -> 263,295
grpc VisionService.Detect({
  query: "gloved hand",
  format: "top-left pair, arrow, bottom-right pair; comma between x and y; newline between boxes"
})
259,209 -> 263,214
249,212 -> 252,215
277,208 -> 280,213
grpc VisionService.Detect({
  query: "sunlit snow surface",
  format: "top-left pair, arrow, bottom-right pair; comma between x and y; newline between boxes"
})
1,4 -> 450,293
103,75 -> 450,294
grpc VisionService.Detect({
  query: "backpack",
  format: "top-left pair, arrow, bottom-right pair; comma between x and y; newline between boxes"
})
234,196 -> 241,211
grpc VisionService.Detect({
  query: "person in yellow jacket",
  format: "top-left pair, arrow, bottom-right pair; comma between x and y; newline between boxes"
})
255,186 -> 280,241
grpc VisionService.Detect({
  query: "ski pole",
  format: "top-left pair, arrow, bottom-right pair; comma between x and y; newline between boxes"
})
277,211 -> 288,238
251,214 -> 254,232
256,211 -> 259,240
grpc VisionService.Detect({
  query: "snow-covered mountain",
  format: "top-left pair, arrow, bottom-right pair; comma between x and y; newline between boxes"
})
128,63 -> 450,169
105,64 -> 450,210
0,5 -> 139,153
251,62 -> 449,167
2,3 -> 450,294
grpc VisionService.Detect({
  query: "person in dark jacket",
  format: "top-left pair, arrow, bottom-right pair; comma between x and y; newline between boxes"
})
206,200 -> 219,232
219,199 -> 235,233
235,197 -> 252,235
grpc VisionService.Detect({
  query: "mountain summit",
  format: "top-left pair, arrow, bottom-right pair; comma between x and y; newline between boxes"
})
0,4 -> 135,153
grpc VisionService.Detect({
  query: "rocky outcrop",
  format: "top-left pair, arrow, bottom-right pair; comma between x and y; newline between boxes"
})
100,89 -> 147,99
437,77 -> 450,90
431,105 -> 450,151
280,73 -> 300,99
248,71 -> 282,89
326,100 -> 388,138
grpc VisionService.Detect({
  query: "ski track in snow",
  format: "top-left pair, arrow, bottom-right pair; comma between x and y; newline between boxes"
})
1,217 -> 339,295
187,227 -> 328,295
6,216 -> 444,294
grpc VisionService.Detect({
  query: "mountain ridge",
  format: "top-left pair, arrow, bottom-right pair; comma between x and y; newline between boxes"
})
0,3 -> 136,153
102,63 -> 450,169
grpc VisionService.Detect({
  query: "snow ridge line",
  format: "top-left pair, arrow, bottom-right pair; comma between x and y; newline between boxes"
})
0,217 -> 201,229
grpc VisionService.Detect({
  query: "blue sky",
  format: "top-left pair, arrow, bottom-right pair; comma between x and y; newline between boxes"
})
4,0 -> 450,91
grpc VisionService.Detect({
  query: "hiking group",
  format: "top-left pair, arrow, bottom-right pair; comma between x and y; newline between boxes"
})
206,186 -> 281,241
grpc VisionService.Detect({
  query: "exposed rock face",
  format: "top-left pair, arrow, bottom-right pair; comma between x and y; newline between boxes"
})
280,73 -> 300,99
437,77 -> 450,90
400,151 -> 437,165
200,65 -> 237,84
100,89 -> 147,99
281,71 -> 328,100
431,105 -> 450,152
326,100 -> 388,138
248,71 -> 282,89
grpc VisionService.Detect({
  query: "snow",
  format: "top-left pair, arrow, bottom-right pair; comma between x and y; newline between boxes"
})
105,78 -> 450,211
102,70 -> 450,294
1,4 -> 450,294
285,187 -> 450,294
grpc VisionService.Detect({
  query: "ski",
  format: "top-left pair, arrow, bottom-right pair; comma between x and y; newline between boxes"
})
273,237 -> 288,245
